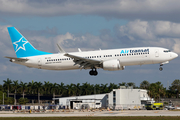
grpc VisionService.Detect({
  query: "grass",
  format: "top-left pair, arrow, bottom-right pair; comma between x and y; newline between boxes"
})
1,117 -> 180,120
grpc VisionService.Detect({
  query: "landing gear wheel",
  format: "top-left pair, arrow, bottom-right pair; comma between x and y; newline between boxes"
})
89,70 -> 94,75
89,68 -> 98,76
93,70 -> 98,76
159,67 -> 163,71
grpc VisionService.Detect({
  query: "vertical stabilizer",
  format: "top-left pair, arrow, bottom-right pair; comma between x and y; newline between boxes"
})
7,27 -> 52,58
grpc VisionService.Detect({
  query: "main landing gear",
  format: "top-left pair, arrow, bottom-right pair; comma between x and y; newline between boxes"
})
89,68 -> 98,76
159,64 -> 163,71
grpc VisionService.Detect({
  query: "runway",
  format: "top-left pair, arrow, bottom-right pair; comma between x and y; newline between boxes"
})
0,110 -> 180,117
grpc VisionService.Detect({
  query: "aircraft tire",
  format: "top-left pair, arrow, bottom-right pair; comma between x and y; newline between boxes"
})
159,67 -> 163,71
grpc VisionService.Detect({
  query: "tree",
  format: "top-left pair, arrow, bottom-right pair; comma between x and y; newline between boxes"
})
35,81 -> 43,103
148,82 -> 164,101
18,97 -> 29,105
140,80 -> 150,89
0,91 -> 14,105
66,83 -> 77,96
119,82 -> 126,87
20,81 -> 27,99
94,84 -> 100,94
57,82 -> 66,96
12,80 -> 19,105
75,83 -> 81,96
126,82 -> 136,88
43,81 -> 50,95
0,84 -> 3,91
27,80 -> 36,95
108,83 -> 118,92
170,79 -> 180,98
81,82 -> 93,95
3,78 -> 12,98
100,83 -> 109,93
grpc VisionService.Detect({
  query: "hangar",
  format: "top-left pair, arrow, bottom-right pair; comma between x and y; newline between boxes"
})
53,87 -> 153,110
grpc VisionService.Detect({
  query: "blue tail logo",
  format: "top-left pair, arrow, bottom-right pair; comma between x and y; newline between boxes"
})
7,27 -> 52,58
13,36 -> 28,53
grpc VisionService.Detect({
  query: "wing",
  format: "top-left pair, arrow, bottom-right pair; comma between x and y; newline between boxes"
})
64,53 -> 102,69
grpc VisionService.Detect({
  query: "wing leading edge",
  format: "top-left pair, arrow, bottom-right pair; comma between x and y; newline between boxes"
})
64,53 -> 102,69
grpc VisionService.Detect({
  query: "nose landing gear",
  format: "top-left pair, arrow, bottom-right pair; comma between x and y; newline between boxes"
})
89,68 -> 98,76
159,64 -> 163,71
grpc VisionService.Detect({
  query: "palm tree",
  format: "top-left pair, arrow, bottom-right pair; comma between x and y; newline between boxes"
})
148,82 -> 164,101
119,82 -> 126,87
126,82 -> 136,88
170,79 -> 180,98
140,80 -> 150,89
100,83 -> 108,93
75,83 -> 81,96
3,78 -> 12,98
94,84 -> 100,94
108,83 -> 118,92
43,81 -> 50,95
27,80 -> 36,95
35,81 -> 43,103
20,81 -> 27,99
12,80 -> 19,105
66,83 -> 75,96
57,82 -> 66,96
81,82 -> 92,95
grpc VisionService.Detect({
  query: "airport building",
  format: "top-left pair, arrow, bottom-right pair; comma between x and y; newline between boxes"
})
53,87 -> 153,110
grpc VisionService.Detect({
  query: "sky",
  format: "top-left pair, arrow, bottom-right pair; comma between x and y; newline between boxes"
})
0,0 -> 180,87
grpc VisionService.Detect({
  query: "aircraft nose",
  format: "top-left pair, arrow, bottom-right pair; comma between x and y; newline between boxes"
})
171,52 -> 178,59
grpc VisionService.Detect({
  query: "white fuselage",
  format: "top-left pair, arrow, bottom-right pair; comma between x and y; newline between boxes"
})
12,47 -> 178,71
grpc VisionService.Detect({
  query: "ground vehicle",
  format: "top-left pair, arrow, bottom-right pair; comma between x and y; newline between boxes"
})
145,103 -> 163,110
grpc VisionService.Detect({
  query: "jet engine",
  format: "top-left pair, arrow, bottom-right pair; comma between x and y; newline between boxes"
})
103,59 -> 125,71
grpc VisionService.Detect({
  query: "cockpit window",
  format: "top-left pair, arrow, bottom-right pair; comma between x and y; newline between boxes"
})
164,50 -> 171,53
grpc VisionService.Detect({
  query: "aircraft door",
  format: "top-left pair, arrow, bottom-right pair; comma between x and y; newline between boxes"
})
155,49 -> 159,57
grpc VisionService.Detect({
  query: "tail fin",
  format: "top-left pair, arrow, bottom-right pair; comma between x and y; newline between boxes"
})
7,27 -> 52,58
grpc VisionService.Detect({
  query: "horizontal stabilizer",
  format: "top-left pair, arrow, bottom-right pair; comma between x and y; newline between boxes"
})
4,56 -> 28,61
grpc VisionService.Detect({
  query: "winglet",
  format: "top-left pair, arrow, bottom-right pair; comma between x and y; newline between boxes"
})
78,48 -> 82,52
57,44 -> 66,53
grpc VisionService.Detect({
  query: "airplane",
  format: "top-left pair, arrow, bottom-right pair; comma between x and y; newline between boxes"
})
5,27 -> 178,76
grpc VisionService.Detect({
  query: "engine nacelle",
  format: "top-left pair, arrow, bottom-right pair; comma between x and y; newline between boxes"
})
103,59 -> 125,71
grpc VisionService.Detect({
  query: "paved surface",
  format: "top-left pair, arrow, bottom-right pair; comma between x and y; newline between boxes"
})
0,110 -> 180,117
